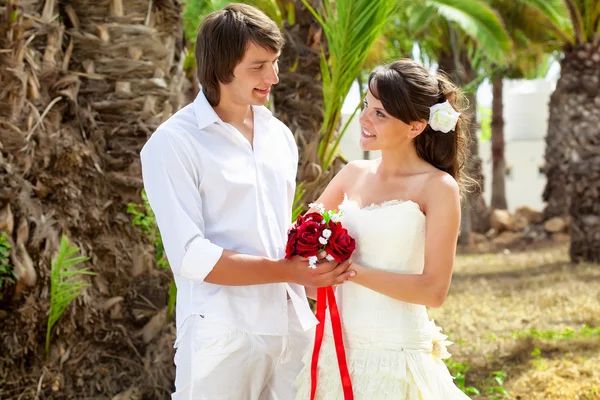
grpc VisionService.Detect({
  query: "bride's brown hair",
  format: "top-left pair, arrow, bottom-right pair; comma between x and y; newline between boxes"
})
368,58 -> 475,195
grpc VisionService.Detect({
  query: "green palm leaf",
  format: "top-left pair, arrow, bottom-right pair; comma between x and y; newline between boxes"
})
583,0 -> 598,38
520,0 -> 575,43
46,235 -> 93,354
292,181 -> 307,222
182,0 -> 286,42
302,0 -> 397,168
249,0 -> 285,26
182,0 -> 230,42
422,0 -> 512,62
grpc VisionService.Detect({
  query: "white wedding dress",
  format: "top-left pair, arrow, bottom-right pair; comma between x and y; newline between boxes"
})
295,196 -> 470,399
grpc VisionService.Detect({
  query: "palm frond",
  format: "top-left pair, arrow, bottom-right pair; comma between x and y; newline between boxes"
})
183,0 -> 286,41
410,4 -> 439,32
425,0 -> 512,62
483,1 -> 563,79
292,181 -> 307,222
594,0 -> 600,36
584,0 -> 595,39
520,0 -> 574,44
167,280 -> 177,321
247,0 -> 285,27
325,102 -> 362,169
46,235 -> 93,354
182,0 -> 223,42
302,0 -> 397,169
376,7 -> 424,61
564,0 -> 586,43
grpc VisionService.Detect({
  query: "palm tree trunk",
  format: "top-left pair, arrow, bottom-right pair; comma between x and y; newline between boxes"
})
0,0 -> 186,396
560,44 -> 600,263
438,50 -> 490,244
464,91 -> 490,233
542,57 -> 571,220
272,0 -> 330,205
491,74 -> 507,209
570,153 -> 600,263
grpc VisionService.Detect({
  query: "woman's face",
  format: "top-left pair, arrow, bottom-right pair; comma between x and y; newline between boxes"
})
358,89 -> 424,152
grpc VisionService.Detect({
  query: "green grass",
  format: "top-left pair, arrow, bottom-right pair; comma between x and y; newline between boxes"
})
511,326 -> 600,341
431,245 -> 600,399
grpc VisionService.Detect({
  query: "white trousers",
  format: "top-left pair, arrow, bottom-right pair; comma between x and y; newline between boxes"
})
172,301 -> 312,400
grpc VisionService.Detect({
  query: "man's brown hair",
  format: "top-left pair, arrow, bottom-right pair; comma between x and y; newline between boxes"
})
195,3 -> 284,106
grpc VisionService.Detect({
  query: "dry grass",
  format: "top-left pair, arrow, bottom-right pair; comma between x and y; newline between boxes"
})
430,245 -> 600,399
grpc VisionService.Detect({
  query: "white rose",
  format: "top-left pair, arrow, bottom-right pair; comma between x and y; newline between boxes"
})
319,237 -> 328,245
309,202 -> 325,214
308,256 -> 318,269
428,100 -> 460,133
322,229 -> 332,238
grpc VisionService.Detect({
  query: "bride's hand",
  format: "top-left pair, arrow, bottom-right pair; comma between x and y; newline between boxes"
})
347,262 -> 365,280
287,256 -> 355,287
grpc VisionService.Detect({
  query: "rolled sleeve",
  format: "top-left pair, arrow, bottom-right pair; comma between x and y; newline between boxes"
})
181,235 -> 223,282
140,130 -> 223,282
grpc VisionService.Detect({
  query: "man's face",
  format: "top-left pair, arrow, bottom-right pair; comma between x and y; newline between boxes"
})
220,41 -> 280,107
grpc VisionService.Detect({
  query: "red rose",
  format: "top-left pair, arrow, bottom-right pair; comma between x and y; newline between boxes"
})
293,214 -> 305,227
302,212 -> 324,224
285,226 -> 299,259
325,221 -> 355,262
295,215 -> 325,257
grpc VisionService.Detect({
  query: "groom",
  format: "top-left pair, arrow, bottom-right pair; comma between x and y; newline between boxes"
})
140,3 -> 354,399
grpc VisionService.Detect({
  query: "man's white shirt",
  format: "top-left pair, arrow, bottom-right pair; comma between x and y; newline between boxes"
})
140,92 -> 317,343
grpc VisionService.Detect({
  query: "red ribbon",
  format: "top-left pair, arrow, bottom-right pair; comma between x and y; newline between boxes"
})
310,286 -> 354,400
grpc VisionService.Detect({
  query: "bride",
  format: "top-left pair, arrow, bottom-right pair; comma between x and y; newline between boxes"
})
295,58 -> 472,399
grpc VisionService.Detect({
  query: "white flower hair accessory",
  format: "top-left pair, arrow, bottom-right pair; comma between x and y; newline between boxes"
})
428,100 -> 460,133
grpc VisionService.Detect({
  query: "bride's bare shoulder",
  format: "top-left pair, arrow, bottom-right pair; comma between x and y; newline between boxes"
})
339,159 -> 374,178
322,160 -> 372,201
422,171 -> 460,212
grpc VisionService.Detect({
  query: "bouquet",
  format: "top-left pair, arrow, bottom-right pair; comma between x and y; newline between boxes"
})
285,203 -> 356,400
285,202 -> 355,267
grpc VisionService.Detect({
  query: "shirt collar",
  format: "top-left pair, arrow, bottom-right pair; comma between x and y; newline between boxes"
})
252,103 -> 273,121
193,90 -> 220,130
193,90 -> 273,131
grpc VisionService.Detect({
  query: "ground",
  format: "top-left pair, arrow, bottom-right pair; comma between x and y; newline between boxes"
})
2,242 -> 597,399
432,244 -> 600,399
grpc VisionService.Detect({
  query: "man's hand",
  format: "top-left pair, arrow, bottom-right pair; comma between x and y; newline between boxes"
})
286,256 -> 355,287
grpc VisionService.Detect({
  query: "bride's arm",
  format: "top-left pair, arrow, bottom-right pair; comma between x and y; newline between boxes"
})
348,175 -> 461,308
